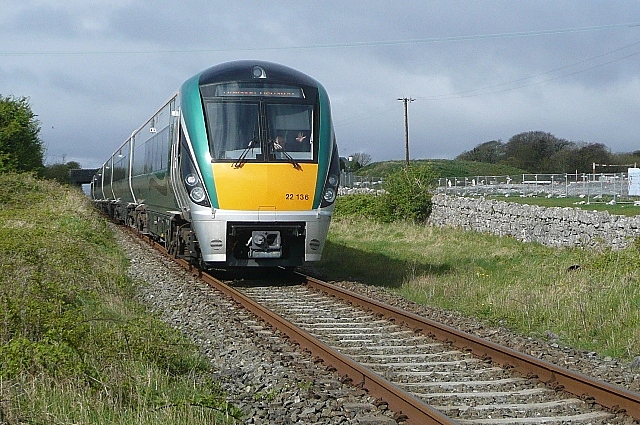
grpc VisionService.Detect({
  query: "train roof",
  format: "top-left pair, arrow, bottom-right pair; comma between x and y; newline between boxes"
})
197,60 -> 322,89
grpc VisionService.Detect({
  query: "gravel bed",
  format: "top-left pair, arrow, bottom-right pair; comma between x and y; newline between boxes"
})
113,226 -> 398,425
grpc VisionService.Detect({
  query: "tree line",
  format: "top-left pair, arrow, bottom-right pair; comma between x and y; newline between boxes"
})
0,95 -> 44,173
456,131 -> 640,174
0,95 -> 80,184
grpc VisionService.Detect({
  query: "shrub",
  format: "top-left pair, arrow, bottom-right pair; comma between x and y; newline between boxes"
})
336,165 -> 435,223
334,193 -> 392,222
0,174 -> 238,424
383,164 -> 435,223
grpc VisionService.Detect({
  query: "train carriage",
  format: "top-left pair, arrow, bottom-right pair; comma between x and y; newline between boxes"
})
93,60 -> 339,268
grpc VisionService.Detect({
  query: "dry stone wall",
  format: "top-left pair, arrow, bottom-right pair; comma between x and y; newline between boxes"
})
428,194 -> 640,249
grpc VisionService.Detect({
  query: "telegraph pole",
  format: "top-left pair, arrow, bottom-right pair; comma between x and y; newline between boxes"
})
398,97 -> 415,167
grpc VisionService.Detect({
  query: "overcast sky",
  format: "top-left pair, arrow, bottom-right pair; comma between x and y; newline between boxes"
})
2,1 -> 640,168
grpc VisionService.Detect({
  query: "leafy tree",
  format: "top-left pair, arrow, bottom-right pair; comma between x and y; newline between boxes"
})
456,140 -> 505,163
457,132 -> 635,174
547,145 -> 576,173
40,161 -> 81,185
503,131 -> 570,173
546,141 -> 612,174
611,151 -> 640,169
0,95 -> 44,173
569,142 -> 612,173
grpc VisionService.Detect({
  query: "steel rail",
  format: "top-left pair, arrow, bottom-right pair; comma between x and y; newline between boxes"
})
302,274 -> 640,420
137,236 -> 458,425
195,269 -> 457,425
134,232 -> 640,422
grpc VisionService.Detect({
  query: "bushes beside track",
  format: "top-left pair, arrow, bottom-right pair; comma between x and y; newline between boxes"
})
336,164 -> 435,223
0,173 -> 239,424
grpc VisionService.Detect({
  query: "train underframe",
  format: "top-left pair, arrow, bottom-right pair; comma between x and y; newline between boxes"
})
94,200 -> 323,269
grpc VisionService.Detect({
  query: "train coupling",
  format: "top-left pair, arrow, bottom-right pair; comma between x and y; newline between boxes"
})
247,231 -> 282,258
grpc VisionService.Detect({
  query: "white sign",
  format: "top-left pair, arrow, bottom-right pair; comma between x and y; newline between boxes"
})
628,168 -> 640,196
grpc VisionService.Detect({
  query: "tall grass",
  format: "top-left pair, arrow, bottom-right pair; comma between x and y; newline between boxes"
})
0,173 -> 239,424
318,216 -> 640,359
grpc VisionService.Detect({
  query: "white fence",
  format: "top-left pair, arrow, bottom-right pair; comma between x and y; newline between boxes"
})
340,171 -> 640,201
340,171 -> 383,190
435,173 -> 636,201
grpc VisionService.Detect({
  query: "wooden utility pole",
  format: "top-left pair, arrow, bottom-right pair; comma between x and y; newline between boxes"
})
398,97 -> 415,167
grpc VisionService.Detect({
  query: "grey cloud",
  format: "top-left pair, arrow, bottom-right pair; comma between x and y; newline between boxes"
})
2,0 -> 640,167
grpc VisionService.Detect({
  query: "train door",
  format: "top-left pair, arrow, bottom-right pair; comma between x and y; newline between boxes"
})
171,120 -> 191,216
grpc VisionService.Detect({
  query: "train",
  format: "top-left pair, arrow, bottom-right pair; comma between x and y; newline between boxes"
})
92,60 -> 339,268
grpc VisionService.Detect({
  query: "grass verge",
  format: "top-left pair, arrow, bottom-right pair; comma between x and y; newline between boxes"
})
0,173 -> 240,424
316,215 -> 640,360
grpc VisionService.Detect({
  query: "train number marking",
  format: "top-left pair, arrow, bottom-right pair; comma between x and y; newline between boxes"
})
285,193 -> 309,201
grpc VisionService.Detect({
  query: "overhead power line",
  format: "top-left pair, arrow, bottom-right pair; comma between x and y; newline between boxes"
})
336,38 -> 640,128
409,27 -> 640,103
419,39 -> 640,100
1,22 -> 639,56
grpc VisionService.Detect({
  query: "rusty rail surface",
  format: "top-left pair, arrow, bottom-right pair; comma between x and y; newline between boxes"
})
196,270 -> 457,425
136,235 -> 456,424
302,274 -> 640,421
136,232 -> 640,423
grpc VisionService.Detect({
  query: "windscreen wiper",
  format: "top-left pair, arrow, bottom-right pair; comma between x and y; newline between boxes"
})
271,139 -> 301,170
233,138 -> 257,168
280,148 -> 301,170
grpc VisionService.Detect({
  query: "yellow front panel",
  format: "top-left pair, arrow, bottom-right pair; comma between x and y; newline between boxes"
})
212,163 -> 318,210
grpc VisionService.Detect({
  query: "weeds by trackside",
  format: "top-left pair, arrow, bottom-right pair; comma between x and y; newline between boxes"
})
0,173 -> 240,424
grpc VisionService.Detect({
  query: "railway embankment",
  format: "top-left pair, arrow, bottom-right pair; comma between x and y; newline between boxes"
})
429,193 -> 640,249
0,173 -> 240,424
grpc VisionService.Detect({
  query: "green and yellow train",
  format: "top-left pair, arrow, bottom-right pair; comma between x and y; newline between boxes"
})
92,61 -> 339,267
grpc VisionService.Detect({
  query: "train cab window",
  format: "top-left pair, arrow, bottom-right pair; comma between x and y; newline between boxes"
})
266,104 -> 314,162
205,102 -> 261,160
202,93 -> 317,164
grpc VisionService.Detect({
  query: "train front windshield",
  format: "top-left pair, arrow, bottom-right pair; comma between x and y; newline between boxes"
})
201,82 -> 318,164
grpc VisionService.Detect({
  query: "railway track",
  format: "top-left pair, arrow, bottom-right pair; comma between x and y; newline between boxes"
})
235,281 -> 636,424
141,235 -> 640,424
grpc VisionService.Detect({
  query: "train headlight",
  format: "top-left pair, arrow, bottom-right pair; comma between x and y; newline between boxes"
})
185,173 -> 199,186
189,187 -> 206,203
320,145 -> 340,208
179,140 -> 210,207
323,187 -> 336,204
